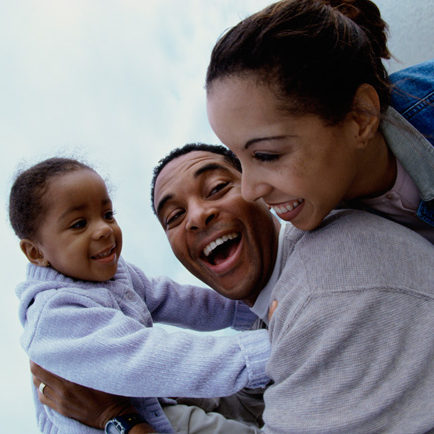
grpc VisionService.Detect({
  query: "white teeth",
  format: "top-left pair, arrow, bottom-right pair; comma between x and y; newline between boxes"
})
203,233 -> 238,257
94,246 -> 114,259
272,199 -> 304,215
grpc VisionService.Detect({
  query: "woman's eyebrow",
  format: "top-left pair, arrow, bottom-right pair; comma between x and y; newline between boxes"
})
244,135 -> 292,149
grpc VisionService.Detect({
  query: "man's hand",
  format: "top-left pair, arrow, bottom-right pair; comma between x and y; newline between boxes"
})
30,361 -> 154,432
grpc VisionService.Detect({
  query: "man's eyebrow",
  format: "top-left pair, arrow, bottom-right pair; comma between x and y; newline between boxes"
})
244,135 -> 289,149
193,162 -> 231,177
156,194 -> 173,215
156,162 -> 231,215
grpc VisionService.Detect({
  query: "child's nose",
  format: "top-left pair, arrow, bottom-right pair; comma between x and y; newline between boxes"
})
93,221 -> 113,239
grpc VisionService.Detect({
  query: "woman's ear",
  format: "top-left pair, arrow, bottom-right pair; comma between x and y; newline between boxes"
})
20,239 -> 49,266
351,83 -> 381,147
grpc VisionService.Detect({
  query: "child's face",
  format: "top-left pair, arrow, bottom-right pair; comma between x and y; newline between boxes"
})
207,75 -> 363,231
34,169 -> 122,281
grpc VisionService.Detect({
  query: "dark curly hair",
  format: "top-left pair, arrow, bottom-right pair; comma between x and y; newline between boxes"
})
206,0 -> 391,124
150,143 -> 241,214
9,157 -> 93,240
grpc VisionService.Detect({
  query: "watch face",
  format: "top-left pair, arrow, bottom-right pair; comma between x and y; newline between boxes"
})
105,420 -> 124,434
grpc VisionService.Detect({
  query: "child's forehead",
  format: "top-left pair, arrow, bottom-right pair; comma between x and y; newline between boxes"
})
43,169 -> 111,210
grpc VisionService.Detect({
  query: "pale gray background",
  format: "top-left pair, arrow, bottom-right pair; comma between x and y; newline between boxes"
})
0,1 -> 432,432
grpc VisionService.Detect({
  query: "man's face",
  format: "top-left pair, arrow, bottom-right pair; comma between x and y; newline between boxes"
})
154,151 -> 279,305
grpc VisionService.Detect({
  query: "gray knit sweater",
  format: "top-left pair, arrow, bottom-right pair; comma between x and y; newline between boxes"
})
263,210 -> 434,433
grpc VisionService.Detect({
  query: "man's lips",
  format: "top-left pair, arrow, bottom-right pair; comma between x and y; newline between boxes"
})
268,198 -> 305,221
203,232 -> 239,257
199,231 -> 242,272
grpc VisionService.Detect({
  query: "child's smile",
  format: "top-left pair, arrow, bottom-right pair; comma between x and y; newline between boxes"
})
31,169 -> 123,282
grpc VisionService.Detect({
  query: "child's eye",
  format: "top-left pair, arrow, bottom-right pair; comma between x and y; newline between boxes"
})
104,210 -> 115,221
70,219 -> 86,229
253,152 -> 280,162
208,182 -> 229,197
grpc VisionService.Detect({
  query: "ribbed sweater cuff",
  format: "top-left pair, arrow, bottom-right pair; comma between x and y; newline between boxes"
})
232,301 -> 258,330
238,329 -> 271,388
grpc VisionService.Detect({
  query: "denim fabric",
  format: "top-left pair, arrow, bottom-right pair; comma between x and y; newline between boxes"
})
388,59 -> 434,226
390,59 -> 434,145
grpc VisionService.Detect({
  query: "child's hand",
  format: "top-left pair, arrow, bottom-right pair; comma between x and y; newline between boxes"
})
268,300 -> 278,322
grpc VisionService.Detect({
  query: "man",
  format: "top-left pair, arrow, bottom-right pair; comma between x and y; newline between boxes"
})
33,143 -> 434,433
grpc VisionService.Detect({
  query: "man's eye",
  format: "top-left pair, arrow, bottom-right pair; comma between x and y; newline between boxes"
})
70,219 -> 86,229
208,182 -> 229,197
253,152 -> 280,162
166,210 -> 184,227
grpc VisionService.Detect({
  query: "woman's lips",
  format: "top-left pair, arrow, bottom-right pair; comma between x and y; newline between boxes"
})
270,199 -> 305,221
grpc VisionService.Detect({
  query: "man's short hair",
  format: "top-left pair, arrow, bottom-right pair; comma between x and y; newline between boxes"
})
151,143 -> 241,215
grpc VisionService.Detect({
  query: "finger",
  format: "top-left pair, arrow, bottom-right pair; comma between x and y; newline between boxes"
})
268,299 -> 278,322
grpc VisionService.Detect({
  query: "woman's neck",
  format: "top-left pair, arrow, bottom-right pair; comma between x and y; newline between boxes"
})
350,131 -> 397,200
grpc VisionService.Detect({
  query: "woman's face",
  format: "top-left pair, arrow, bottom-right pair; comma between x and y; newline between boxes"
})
207,75 -> 363,231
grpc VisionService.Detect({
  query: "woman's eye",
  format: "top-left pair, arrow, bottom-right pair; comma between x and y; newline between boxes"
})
208,182 -> 229,197
70,219 -> 86,229
253,152 -> 280,162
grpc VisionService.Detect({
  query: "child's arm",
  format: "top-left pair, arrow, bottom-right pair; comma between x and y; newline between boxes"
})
24,288 -> 270,400
128,261 -> 258,331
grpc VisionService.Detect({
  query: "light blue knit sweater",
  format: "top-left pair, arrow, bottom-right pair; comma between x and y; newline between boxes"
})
16,258 -> 270,433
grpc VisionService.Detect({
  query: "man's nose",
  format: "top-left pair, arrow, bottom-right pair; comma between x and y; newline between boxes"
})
186,201 -> 217,231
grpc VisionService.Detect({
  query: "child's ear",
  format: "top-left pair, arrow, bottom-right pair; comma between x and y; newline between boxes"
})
19,239 -> 49,267
351,83 -> 381,147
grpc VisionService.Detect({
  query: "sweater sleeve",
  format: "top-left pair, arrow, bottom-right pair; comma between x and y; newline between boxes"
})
24,289 -> 270,399
128,263 -> 258,331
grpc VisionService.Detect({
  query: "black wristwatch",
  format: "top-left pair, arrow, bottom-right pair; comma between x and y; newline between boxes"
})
104,414 -> 145,434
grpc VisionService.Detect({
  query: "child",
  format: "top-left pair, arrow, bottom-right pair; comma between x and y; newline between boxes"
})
10,157 -> 268,433
205,0 -> 433,243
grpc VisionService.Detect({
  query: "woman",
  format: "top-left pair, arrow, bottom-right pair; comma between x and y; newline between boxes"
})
206,0 -> 433,242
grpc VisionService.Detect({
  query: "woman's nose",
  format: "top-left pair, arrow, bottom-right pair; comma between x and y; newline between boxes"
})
241,168 -> 270,202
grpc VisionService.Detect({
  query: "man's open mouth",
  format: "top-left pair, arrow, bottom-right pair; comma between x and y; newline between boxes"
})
201,232 -> 241,266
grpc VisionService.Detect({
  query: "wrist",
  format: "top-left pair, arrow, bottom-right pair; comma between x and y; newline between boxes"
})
130,422 -> 155,434
100,404 -> 138,429
104,413 -> 146,434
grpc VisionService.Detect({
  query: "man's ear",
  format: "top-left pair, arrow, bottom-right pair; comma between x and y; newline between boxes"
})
20,239 -> 49,266
351,83 -> 381,147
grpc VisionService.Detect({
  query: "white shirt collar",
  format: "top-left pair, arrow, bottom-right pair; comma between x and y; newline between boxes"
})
250,222 -> 286,326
